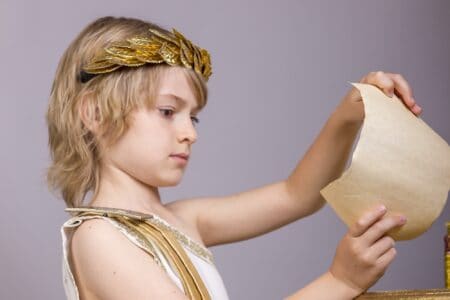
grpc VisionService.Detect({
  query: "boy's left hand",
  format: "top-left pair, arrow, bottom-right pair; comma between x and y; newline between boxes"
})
335,71 -> 422,126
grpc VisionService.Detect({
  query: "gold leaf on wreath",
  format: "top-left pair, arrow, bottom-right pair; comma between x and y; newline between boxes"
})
82,28 -> 212,81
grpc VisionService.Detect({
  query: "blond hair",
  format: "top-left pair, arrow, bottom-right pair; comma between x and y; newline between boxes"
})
46,16 -> 208,208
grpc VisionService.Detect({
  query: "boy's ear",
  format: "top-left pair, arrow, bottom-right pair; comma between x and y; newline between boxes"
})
78,93 -> 101,133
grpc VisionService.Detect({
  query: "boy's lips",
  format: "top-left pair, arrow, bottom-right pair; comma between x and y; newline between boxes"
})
170,153 -> 190,160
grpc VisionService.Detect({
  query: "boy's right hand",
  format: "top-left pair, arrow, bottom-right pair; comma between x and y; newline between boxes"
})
328,205 -> 407,296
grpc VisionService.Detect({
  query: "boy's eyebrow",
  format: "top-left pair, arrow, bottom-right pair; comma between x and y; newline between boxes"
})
159,93 -> 200,113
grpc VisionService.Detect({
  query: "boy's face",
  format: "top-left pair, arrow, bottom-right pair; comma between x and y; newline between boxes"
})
103,67 -> 201,187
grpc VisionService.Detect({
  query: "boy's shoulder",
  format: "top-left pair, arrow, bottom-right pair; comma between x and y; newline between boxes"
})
69,217 -> 189,299
69,216 -> 153,275
71,217 -> 118,244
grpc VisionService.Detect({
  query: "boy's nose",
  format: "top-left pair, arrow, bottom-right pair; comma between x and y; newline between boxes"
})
177,121 -> 197,145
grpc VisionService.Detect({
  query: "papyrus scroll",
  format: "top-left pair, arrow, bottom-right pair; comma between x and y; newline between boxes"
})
320,83 -> 450,240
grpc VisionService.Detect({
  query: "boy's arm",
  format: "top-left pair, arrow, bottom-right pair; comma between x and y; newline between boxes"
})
170,71 -> 419,247
285,205 -> 405,299
284,271 -> 360,300
171,111 -> 360,247
71,218 -> 190,300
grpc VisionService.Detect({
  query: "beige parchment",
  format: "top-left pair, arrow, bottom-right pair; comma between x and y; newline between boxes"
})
320,83 -> 450,240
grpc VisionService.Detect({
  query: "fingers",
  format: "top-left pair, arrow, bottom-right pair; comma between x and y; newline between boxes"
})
385,73 -> 414,106
363,71 -> 396,97
386,73 -> 422,116
349,205 -> 387,237
362,214 -> 406,245
360,71 -> 422,116
364,236 -> 397,275
368,236 -> 395,259
376,247 -> 397,271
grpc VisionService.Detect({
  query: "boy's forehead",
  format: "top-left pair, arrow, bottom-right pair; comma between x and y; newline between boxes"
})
157,93 -> 200,113
156,68 -> 200,109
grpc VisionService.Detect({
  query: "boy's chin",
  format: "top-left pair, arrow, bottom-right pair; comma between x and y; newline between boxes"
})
161,181 -> 181,187
155,177 -> 183,187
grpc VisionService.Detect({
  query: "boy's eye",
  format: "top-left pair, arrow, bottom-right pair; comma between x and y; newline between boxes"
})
191,116 -> 200,125
159,108 -> 174,117
159,108 -> 200,126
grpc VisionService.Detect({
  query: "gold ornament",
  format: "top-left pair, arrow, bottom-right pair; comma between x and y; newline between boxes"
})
81,28 -> 212,82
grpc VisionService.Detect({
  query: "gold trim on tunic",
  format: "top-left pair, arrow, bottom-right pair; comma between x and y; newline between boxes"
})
66,206 -> 214,264
65,206 -> 212,300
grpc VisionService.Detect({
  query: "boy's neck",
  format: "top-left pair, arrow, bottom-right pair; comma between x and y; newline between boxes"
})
87,163 -> 167,216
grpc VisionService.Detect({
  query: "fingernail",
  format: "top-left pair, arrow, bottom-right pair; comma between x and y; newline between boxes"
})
379,205 -> 387,213
399,216 -> 407,224
413,105 -> 422,115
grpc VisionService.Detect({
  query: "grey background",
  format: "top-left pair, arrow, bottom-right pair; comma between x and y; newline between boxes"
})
1,0 -> 449,299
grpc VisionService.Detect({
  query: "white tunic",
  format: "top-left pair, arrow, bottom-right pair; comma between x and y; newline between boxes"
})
61,214 -> 230,300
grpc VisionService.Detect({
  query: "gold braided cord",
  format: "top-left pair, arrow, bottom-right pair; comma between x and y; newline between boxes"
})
82,28 -> 212,81
129,218 -> 211,300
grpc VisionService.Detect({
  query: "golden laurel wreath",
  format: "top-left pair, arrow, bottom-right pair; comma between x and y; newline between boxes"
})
82,28 -> 212,81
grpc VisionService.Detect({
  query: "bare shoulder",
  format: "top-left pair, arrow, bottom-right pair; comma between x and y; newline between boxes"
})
71,218 -> 188,300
